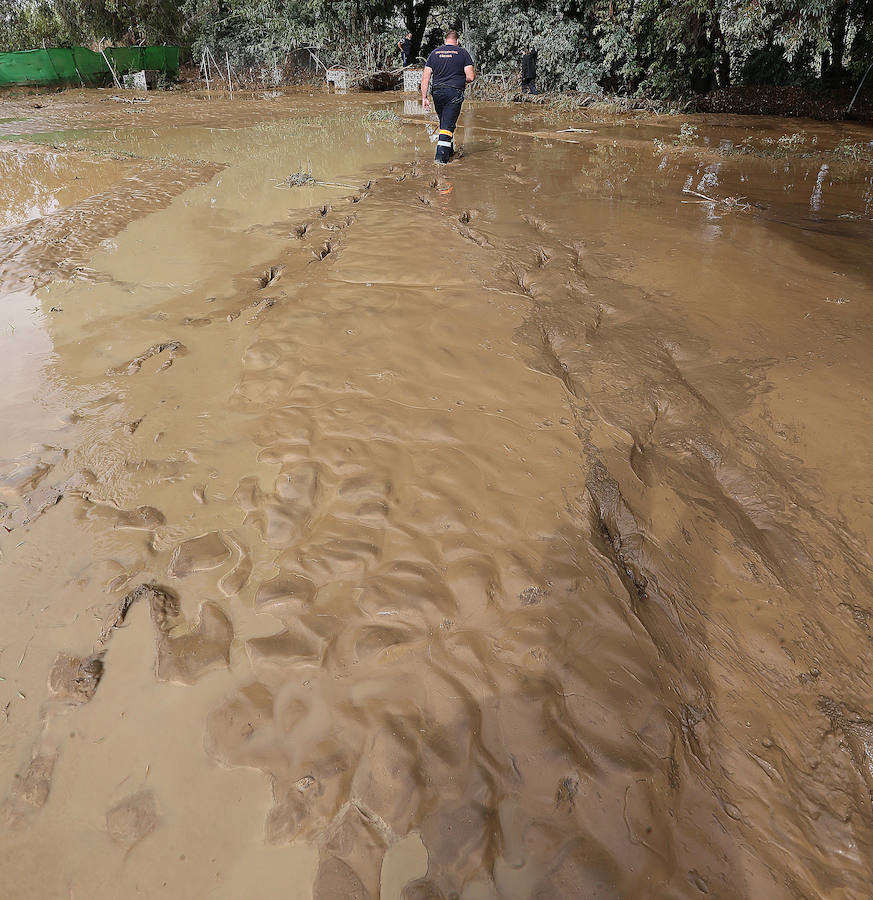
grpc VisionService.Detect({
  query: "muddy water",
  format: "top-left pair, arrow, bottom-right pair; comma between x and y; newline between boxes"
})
1,89 -> 873,899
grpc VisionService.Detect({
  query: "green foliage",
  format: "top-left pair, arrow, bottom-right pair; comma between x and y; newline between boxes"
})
53,0 -> 183,44
2,0 -> 872,102
1,0 -> 182,48
181,0 -> 399,68
1,1 -> 75,49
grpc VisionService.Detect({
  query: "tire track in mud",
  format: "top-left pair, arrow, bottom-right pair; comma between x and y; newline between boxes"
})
435,162 -> 873,895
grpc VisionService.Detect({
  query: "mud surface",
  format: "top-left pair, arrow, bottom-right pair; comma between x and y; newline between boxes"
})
1,88 -> 873,898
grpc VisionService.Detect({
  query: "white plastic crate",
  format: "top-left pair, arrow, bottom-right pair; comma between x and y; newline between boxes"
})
403,69 -> 423,92
326,68 -> 350,91
122,70 -> 148,91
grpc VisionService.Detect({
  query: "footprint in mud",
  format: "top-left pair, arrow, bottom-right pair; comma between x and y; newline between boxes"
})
48,653 -> 105,703
81,500 -> 166,531
535,246 -> 553,268
3,754 -> 57,825
458,209 -> 479,225
416,194 -> 432,207
457,226 -> 492,249
107,341 -> 185,376
181,316 -> 212,327
247,296 -> 278,324
153,599 -> 233,685
319,204 -> 331,217
314,241 -> 333,261
3,582 -> 208,828
327,215 -> 356,232
521,214 -> 551,233
227,296 -> 279,325
260,264 -> 285,288
168,531 -> 231,578
106,789 -> 160,850
294,222 -> 310,239
4,467 -> 90,531
511,267 -> 537,298
134,582 -> 232,684
240,339 -> 292,372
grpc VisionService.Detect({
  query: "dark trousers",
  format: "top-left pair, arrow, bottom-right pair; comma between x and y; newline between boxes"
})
522,79 -> 537,94
432,86 -> 465,163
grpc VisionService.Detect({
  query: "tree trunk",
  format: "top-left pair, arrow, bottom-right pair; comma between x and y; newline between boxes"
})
688,9 -> 717,94
404,0 -> 433,62
826,0 -> 849,81
711,9 -> 730,87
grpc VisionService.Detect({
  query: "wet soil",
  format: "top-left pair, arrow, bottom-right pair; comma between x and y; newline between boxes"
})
1,88 -> 873,899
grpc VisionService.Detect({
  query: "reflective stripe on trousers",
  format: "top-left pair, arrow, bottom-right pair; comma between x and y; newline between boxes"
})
432,87 -> 464,162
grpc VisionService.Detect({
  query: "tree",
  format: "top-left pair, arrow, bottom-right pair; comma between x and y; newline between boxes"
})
403,0 -> 434,62
2,0 -> 872,98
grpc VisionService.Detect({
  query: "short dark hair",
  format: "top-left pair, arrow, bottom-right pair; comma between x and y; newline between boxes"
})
446,29 -> 459,40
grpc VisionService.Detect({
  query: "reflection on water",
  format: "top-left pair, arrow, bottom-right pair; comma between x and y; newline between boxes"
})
811,161 -> 830,213
403,99 -> 429,117
1,91 -> 873,899
0,291 -> 58,466
0,145 -> 132,229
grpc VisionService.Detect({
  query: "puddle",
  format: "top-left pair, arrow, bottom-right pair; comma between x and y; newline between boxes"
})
1,89 -> 873,899
0,143 -> 135,229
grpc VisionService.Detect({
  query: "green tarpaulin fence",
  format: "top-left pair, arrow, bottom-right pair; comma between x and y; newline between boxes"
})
0,46 -> 180,87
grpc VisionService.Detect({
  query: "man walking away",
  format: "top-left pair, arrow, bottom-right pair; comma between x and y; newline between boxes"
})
398,32 -> 413,67
421,30 -> 476,164
521,47 -> 538,94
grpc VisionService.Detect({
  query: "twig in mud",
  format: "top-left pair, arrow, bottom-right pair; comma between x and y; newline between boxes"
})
682,188 -> 750,212
17,635 -> 33,668
278,171 -> 358,190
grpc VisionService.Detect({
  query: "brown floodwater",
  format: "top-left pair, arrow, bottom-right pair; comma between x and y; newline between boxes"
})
1,87 -> 873,899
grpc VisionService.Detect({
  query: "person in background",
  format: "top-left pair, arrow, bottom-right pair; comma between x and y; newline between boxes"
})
421,29 -> 476,163
522,47 -> 538,94
398,32 -> 413,67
